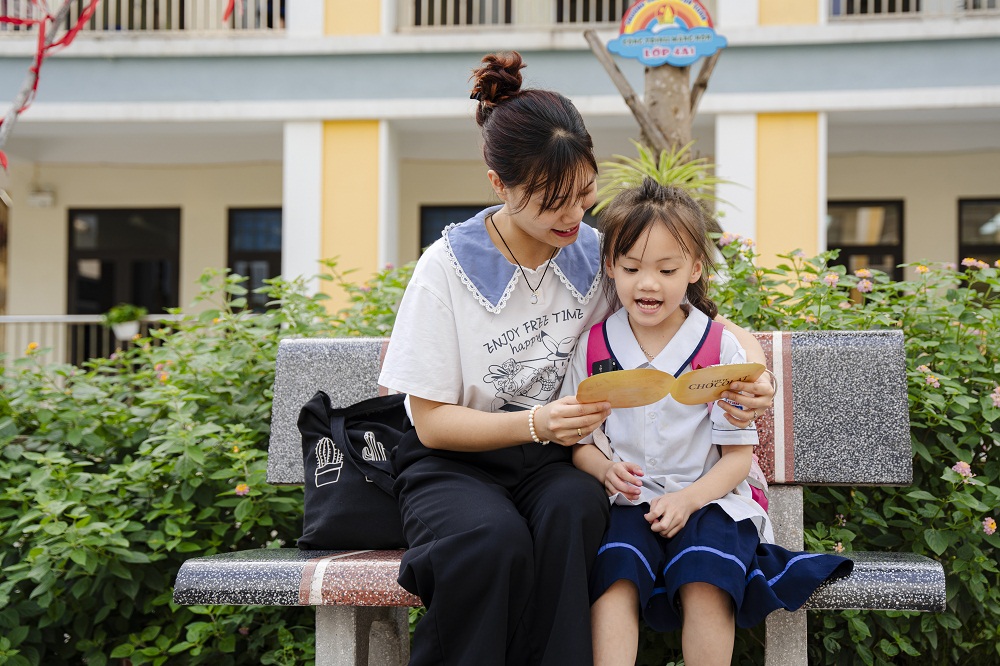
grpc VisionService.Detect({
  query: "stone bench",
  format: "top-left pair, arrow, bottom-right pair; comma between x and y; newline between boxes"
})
172,331 -> 946,665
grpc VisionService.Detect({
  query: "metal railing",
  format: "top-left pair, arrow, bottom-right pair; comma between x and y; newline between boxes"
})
398,0 -> 635,30
0,0 -> 284,35
830,0 -> 1000,19
0,314 -> 183,367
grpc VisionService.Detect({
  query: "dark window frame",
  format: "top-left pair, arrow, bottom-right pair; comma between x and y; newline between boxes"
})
66,207 -> 181,315
826,199 -> 905,281
957,198 -> 1000,268
227,207 -> 282,312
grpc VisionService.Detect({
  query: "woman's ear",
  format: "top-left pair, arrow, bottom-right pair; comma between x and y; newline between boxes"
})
487,170 -> 506,200
605,258 -> 614,276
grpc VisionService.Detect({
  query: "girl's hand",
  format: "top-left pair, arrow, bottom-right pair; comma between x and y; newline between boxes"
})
605,461 -> 643,500
645,491 -> 699,539
717,371 -> 776,429
535,396 -> 612,447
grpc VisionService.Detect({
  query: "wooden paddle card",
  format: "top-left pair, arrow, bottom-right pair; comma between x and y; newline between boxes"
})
576,363 -> 765,409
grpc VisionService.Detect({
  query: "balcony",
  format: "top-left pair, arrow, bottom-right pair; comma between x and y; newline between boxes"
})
830,0 -> 999,20
0,0 -> 283,36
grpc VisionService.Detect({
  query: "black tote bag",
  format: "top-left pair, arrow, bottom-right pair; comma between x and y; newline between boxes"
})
297,390 -> 410,550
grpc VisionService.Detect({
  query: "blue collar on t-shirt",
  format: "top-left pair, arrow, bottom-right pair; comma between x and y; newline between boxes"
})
444,205 -> 602,312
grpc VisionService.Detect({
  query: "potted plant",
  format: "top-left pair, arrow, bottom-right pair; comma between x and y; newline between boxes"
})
102,302 -> 148,341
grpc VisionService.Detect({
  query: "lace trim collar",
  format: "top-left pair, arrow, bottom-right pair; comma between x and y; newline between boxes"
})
442,205 -> 602,314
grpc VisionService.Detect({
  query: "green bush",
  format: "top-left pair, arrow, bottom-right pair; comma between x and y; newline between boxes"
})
0,263 -> 409,666
1,244 -> 997,665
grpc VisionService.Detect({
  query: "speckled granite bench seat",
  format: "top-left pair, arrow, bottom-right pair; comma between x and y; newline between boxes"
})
172,332 -> 945,666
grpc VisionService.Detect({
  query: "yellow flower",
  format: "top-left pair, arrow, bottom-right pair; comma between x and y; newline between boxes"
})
232,445 -> 240,453
916,265 -> 928,274
25,342 -> 39,353
235,483 -> 250,496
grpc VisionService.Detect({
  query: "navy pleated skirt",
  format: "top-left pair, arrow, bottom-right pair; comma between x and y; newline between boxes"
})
590,503 -> 853,631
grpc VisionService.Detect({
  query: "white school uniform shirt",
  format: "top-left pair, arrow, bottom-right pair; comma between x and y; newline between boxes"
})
560,306 -> 774,544
379,205 -> 611,415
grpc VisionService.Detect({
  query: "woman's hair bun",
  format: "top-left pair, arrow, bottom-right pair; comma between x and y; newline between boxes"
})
470,51 -> 525,124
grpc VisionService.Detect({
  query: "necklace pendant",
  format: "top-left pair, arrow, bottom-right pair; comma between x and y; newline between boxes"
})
530,292 -> 539,305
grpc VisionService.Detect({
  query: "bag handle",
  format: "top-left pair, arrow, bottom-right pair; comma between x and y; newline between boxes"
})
323,392 -> 408,497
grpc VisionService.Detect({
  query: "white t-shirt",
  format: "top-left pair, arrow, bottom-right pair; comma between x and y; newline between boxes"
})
560,306 -> 774,543
379,205 -> 611,414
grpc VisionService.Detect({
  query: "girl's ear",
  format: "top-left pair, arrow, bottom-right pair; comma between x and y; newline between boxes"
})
689,258 -> 704,283
605,257 -> 615,276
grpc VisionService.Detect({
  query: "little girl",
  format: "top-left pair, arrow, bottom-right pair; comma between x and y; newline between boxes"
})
564,179 -> 852,665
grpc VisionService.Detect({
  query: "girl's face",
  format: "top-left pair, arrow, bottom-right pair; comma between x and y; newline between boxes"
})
489,169 -> 598,250
608,221 -> 703,334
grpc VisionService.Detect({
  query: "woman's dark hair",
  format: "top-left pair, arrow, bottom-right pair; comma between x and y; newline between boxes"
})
470,51 -> 598,212
599,178 -> 719,319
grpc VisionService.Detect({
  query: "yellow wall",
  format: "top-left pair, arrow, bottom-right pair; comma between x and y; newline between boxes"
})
756,113 -> 820,266
759,0 -> 818,25
325,0 -> 380,35
4,162 -> 281,314
322,121 -> 380,307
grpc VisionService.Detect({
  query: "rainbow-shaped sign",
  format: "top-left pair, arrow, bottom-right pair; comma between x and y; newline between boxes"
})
608,0 -> 726,68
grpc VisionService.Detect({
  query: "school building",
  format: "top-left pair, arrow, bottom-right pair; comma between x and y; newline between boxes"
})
0,0 -> 998,361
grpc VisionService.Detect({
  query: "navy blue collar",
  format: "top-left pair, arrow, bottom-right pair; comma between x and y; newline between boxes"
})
443,205 -> 602,314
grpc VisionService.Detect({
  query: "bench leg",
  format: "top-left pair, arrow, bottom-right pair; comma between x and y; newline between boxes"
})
765,609 -> 808,666
764,485 -> 808,665
314,606 -> 410,666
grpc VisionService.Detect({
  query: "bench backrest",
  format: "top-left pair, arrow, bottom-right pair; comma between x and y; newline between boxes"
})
267,330 -> 911,487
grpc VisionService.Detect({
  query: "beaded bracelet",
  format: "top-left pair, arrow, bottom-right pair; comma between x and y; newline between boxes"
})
528,405 -> 549,445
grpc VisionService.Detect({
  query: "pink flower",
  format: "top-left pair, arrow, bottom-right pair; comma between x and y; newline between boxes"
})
961,257 -> 979,267
834,542 -> 844,553
917,365 -> 930,373
791,250 -> 805,258
991,386 -> 1000,408
952,461 -> 974,478
235,483 -> 250,496
995,259 -> 1000,268
944,262 -> 957,271
854,268 -> 872,279
801,274 -> 818,284
925,375 -> 940,388
916,265 -> 929,274
977,260 -> 989,269
239,626 -> 250,636
823,273 -> 839,287
717,232 -> 736,247
741,237 -> 755,248
857,279 -> 873,293
984,518 -> 997,536
838,301 -> 851,309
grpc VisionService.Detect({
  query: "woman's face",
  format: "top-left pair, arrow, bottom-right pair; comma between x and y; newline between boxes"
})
501,172 -> 598,249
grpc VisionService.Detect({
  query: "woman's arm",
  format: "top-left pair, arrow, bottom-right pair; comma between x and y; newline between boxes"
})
410,395 -> 612,451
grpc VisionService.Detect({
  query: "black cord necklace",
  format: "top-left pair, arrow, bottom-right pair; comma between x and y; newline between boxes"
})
489,213 -> 557,305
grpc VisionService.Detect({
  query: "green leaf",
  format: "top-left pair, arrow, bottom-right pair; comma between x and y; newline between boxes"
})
923,529 -> 949,556
109,644 -> 135,658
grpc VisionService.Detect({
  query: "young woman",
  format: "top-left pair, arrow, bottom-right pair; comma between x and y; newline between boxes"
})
378,52 -> 776,666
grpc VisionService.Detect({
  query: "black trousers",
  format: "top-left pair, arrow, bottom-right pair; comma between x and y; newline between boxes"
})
393,430 -> 609,666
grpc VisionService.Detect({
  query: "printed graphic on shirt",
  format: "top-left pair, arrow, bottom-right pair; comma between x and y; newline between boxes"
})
482,325 -> 579,412
314,436 -> 343,487
361,431 -> 387,462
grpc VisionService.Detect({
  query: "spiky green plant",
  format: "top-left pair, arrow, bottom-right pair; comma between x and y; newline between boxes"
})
594,140 -> 731,219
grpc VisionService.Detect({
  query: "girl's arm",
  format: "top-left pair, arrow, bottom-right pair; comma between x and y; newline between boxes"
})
646,445 -> 752,538
410,395 -> 612,451
573,444 -> 643,500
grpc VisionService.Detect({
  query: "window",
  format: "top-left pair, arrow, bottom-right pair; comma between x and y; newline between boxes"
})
420,205 -> 489,252
826,201 -> 904,280
68,208 -> 181,315
958,199 -> 1000,268
228,208 -> 282,311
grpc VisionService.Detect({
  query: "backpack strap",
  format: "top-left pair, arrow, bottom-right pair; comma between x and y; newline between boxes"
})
691,320 -> 724,369
586,321 -> 620,377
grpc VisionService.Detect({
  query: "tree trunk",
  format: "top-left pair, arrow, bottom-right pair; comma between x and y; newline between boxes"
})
643,64 -> 692,151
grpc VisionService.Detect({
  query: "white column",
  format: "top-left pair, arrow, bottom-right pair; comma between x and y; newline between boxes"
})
286,0 -> 324,37
716,0 -> 759,28
378,120 -> 400,268
282,122 -> 324,289
715,113 -> 758,240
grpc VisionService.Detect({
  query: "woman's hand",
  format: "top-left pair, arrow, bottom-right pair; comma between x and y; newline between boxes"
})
604,461 -> 643,500
535,396 -> 611,447
716,371 -> 776,429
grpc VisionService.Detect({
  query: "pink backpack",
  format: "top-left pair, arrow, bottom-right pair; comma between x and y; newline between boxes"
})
585,319 -> 770,512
